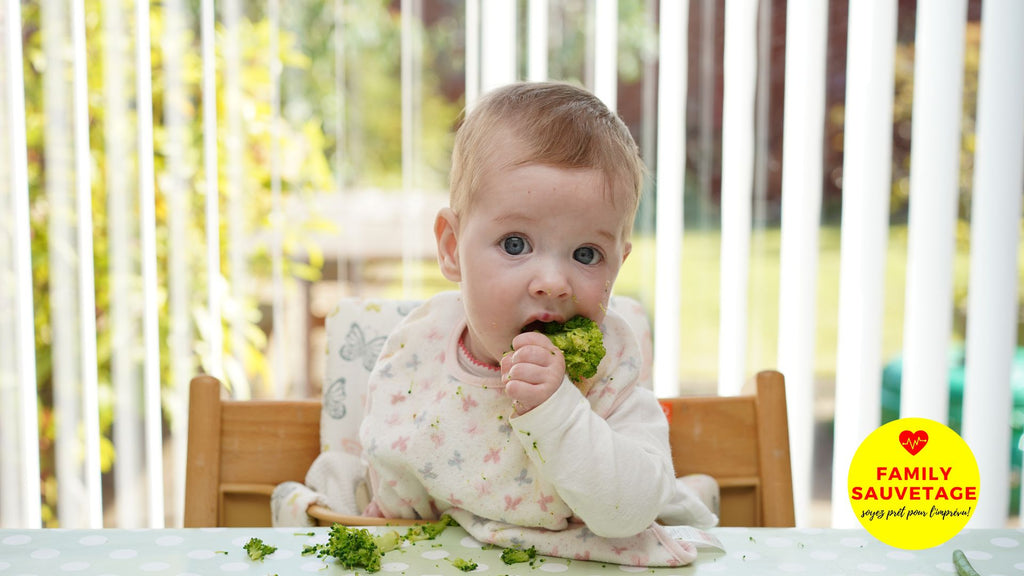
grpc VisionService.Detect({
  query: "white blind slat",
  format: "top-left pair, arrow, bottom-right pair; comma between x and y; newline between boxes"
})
71,0 -> 104,529
717,0 -> 758,396
480,0 -> 517,95
831,0 -> 898,528
593,0 -> 617,111
464,0 -> 480,109
267,0 -> 288,397
104,0 -> 144,529
3,0 -> 43,530
653,0 -> 688,399
222,0 -> 249,398
43,0 -> 87,528
527,0 -> 548,81
200,0 -> 223,384
899,1 -> 968,422
777,0 -> 828,528
0,3 -> 11,527
401,0 -> 424,300
961,0 -> 1024,528
162,0 -> 195,527
135,0 -> 165,529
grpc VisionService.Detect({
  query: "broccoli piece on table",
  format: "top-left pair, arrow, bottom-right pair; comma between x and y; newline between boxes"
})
538,316 -> 606,384
373,529 -> 403,553
403,513 -> 456,542
242,537 -> 277,561
303,524 -> 402,573
500,545 -> 538,565
450,557 -> 478,572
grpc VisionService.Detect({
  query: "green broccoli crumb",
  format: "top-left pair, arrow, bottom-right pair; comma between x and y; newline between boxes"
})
500,545 -> 538,565
536,316 -> 605,383
403,514 -> 455,542
243,537 -> 277,561
450,557 -> 478,572
531,440 -> 545,463
295,516 -> 456,573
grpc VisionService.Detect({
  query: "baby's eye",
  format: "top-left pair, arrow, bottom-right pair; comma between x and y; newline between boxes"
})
573,246 -> 602,265
501,235 -> 530,256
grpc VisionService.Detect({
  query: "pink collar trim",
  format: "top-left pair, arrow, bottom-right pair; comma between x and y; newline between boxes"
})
458,335 -> 500,372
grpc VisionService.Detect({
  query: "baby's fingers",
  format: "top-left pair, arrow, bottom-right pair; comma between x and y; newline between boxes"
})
504,380 -> 548,414
509,343 -> 563,370
504,361 -> 554,386
511,331 -> 558,351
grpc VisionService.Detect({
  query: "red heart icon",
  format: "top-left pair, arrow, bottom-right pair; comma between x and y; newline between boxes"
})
899,430 -> 928,456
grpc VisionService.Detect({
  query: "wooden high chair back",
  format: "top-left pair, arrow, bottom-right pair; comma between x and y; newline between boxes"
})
184,374 -> 414,527
660,370 -> 795,527
184,374 -> 321,526
185,371 -> 795,527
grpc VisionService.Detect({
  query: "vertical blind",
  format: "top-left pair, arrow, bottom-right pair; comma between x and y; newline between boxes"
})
1,0 -> 1021,530
830,0 -> 899,528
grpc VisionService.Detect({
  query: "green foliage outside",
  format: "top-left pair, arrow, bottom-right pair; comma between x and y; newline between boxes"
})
18,0 -> 465,526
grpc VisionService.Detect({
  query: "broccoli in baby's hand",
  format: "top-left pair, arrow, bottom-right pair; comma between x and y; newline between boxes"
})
538,316 -> 606,384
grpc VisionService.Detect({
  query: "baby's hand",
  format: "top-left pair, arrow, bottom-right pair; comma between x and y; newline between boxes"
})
501,331 -> 566,415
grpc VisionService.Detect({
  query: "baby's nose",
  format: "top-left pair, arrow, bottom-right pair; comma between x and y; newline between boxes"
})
529,262 -> 572,299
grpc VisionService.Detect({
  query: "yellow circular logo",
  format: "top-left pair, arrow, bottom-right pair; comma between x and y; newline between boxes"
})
848,417 -> 980,549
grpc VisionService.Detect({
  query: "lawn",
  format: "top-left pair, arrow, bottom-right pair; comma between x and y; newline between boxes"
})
613,225 -> 975,388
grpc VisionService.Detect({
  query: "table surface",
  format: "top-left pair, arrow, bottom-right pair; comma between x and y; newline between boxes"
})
1,525 -> 1022,575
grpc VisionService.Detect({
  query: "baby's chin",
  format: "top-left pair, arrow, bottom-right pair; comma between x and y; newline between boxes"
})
463,327 -> 511,365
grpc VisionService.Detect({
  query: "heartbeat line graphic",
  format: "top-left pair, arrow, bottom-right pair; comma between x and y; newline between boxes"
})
902,437 -> 925,449
899,430 -> 928,455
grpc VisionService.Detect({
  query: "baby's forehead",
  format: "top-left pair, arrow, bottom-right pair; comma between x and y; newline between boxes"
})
467,163 -> 634,234
475,160 -> 611,198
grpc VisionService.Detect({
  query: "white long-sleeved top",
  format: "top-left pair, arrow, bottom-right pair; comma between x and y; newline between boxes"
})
359,291 -> 679,538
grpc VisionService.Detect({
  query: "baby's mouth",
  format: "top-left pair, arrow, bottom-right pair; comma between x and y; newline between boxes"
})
520,320 -> 547,334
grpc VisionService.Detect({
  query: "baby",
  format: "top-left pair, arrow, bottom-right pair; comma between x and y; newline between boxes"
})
358,82 -> 715,544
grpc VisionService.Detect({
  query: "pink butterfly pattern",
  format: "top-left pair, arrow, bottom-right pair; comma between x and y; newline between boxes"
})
360,293 -> 651,545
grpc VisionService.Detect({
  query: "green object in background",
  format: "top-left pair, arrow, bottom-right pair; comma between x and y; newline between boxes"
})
881,346 -> 1024,516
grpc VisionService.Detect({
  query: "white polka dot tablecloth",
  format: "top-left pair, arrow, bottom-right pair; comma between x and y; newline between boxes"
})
0,526 -> 1021,575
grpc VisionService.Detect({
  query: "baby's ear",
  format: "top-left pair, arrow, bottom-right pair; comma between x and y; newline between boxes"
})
434,208 -> 462,282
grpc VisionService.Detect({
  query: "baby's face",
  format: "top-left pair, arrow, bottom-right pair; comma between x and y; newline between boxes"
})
453,163 -> 631,367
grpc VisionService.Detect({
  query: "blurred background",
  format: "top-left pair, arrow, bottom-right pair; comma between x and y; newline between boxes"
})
1,0 -> 1021,531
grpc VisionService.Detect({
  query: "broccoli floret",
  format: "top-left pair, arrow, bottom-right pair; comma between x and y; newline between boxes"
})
303,524 -> 402,573
539,316 -> 606,383
403,513 -> 456,542
373,529 -> 403,553
500,545 -> 538,565
242,537 -> 277,561
450,557 -> 478,572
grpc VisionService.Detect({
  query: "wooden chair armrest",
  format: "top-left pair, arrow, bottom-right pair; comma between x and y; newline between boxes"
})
306,505 -> 426,527
220,483 -> 277,497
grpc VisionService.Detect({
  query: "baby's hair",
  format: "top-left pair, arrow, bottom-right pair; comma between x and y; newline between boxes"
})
449,81 -> 645,236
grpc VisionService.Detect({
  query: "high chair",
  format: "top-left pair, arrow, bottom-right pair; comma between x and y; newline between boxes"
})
184,295 -> 794,528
